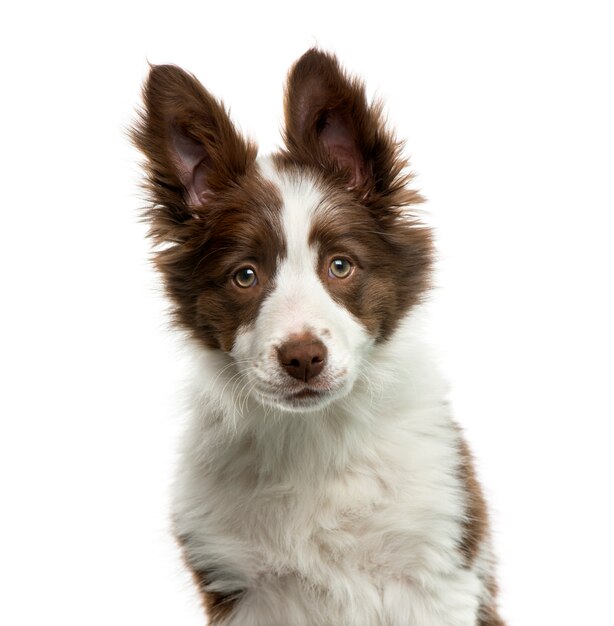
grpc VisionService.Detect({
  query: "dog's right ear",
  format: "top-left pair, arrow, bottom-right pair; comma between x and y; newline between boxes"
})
132,65 -> 256,236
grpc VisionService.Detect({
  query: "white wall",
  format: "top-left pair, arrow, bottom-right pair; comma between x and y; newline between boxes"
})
1,1 -> 612,624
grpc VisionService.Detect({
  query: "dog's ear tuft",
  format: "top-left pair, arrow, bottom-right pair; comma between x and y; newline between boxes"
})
283,49 -> 419,210
132,65 -> 256,236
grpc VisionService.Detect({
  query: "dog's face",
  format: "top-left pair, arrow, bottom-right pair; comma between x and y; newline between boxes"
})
133,50 -> 432,412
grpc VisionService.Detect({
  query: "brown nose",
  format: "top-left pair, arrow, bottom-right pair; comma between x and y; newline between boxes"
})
277,335 -> 328,382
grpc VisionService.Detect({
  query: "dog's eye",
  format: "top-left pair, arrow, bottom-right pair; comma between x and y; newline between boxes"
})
329,258 -> 353,279
234,267 -> 258,288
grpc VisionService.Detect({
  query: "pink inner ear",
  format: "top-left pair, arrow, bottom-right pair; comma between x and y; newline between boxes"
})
169,124 -> 211,207
318,112 -> 366,189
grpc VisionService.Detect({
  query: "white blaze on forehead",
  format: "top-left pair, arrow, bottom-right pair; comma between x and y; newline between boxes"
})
257,157 -> 323,268
256,157 -> 326,335
255,157 -> 353,337
256,160 -> 365,346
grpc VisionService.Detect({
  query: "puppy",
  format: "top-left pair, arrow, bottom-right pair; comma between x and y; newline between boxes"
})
133,49 -> 504,626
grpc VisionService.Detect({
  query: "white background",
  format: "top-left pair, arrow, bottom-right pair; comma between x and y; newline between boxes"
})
1,1 -> 613,624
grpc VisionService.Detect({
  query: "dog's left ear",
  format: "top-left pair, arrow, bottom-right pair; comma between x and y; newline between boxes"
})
283,49 -> 414,205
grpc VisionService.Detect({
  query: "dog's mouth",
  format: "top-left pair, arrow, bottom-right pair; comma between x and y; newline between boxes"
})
289,388 -> 324,400
254,381 -> 343,412
281,386 -> 331,409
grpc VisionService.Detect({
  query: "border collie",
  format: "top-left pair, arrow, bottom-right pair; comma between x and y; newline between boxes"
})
133,48 -> 504,626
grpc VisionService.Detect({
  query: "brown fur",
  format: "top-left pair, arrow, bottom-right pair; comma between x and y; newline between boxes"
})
277,49 -> 433,340
191,569 -> 243,622
132,64 -> 258,240
132,65 -> 286,351
457,436 -> 505,624
457,436 -> 490,565
149,169 -> 286,351
479,596 -> 506,626
308,180 -> 432,341
282,49 -> 422,219
176,533 -> 243,622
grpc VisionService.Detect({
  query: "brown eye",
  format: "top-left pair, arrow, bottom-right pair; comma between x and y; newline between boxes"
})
329,258 -> 353,279
234,267 -> 257,288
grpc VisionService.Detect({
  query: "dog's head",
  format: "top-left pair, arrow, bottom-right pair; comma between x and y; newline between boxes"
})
133,49 -> 432,413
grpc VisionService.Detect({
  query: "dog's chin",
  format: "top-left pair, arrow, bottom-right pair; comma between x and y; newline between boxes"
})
255,382 -> 352,414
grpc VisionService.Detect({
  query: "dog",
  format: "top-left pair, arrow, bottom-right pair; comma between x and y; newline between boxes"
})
132,48 -> 504,626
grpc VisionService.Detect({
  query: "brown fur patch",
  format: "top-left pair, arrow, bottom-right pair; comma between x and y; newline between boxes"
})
479,597 -> 506,626
282,49 -> 424,219
277,49 -> 433,338
191,569 -> 243,623
457,436 -> 505,624
132,64 -> 258,241
132,65 -> 285,351
457,436 -> 489,565
155,172 -> 285,351
307,179 -> 432,341
175,534 -> 243,623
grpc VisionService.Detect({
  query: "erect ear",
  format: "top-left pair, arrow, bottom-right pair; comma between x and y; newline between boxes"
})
285,49 -> 402,196
132,64 -> 256,216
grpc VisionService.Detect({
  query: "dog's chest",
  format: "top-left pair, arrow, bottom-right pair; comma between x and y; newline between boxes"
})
248,464 -> 394,572
187,422 -> 464,588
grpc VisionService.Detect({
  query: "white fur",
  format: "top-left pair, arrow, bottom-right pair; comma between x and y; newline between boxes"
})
172,161 -> 495,625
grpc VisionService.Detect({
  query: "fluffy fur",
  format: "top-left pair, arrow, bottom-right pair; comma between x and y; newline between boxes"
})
133,49 -> 504,625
